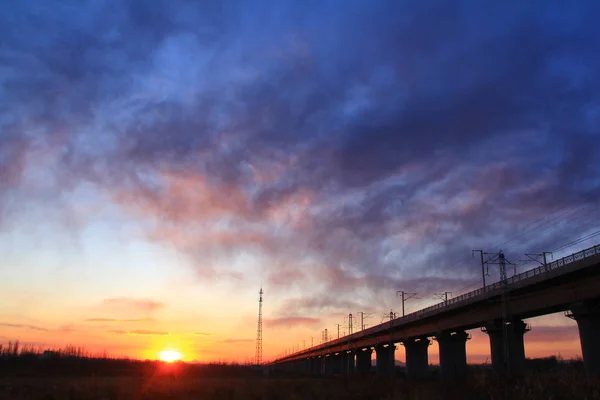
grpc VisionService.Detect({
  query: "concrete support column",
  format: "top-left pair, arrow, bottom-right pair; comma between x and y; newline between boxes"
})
403,336 -> 430,379
436,330 -> 469,380
569,302 -> 600,374
340,351 -> 355,375
303,358 -> 311,374
356,348 -> 372,375
375,344 -> 395,377
331,353 -> 342,375
312,357 -> 322,375
323,355 -> 332,375
483,319 -> 529,375
347,351 -> 356,375
340,352 -> 347,375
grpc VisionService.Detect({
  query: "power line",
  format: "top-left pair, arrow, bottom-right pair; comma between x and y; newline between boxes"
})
381,309 -> 398,323
433,291 -> 452,303
425,190 -> 600,298
472,250 -> 489,289
499,202 -> 594,247
448,208 -> 587,295
511,202 -> 600,253
533,203 -> 600,236
396,291 -> 419,316
348,313 -> 353,335
493,186 -> 600,248
551,229 -> 600,253
454,276 -> 486,294
356,311 -> 372,330
454,203 -> 599,293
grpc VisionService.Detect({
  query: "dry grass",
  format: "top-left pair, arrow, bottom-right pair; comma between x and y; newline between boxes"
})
1,370 -> 600,400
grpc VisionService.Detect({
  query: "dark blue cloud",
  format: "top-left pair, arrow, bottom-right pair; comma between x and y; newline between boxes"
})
1,0 -> 600,314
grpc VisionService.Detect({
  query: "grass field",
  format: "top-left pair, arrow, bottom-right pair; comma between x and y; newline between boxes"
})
1,344 -> 598,400
2,370 -> 600,400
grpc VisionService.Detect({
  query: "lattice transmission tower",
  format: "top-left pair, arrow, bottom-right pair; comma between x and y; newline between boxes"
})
255,287 -> 263,365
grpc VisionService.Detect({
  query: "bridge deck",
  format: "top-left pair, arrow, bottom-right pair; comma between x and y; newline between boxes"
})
273,244 -> 600,363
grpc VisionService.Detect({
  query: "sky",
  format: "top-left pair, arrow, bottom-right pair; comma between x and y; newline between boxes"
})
1,0 -> 599,364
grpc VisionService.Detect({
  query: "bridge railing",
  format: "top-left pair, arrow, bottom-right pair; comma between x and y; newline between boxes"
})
275,243 -> 600,362
396,244 -> 600,325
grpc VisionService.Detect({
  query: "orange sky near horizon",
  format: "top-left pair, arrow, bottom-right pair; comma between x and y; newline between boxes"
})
0,321 -> 583,364
0,291 -> 584,364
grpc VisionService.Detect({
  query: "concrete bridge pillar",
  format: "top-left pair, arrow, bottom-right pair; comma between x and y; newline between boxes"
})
349,351 -> 356,375
340,351 -> 355,375
314,357 -> 323,375
569,302 -> 600,374
323,355 -> 332,375
375,344 -> 395,377
324,354 -> 341,375
483,319 -> 529,375
403,336 -> 430,379
303,358 -> 311,374
331,353 -> 343,375
356,348 -> 372,375
309,357 -> 320,375
436,330 -> 469,380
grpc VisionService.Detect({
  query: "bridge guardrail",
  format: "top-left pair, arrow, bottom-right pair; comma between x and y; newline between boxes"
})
275,243 -> 600,362
398,244 -> 600,324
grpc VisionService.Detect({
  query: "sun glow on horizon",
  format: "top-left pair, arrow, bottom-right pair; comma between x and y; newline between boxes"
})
158,349 -> 182,363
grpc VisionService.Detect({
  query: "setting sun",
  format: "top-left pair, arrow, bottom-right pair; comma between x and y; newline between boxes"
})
158,350 -> 182,363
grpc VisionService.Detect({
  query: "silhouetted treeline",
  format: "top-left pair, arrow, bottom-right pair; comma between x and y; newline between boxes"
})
0,341 -> 262,378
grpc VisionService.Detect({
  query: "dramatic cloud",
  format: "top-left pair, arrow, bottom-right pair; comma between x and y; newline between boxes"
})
1,0 -> 600,323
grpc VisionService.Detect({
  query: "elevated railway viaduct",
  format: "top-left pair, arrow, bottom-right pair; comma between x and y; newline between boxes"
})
269,245 -> 600,378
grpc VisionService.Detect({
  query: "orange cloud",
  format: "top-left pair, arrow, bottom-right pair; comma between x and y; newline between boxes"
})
0,322 -> 48,331
526,325 -> 579,343
268,267 -> 308,287
108,329 -> 168,336
114,168 -> 316,239
115,169 -> 252,224
129,330 -> 168,336
219,338 -> 253,344
102,298 -> 165,313
265,317 -> 320,328
85,318 -> 155,323
109,167 -> 318,283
